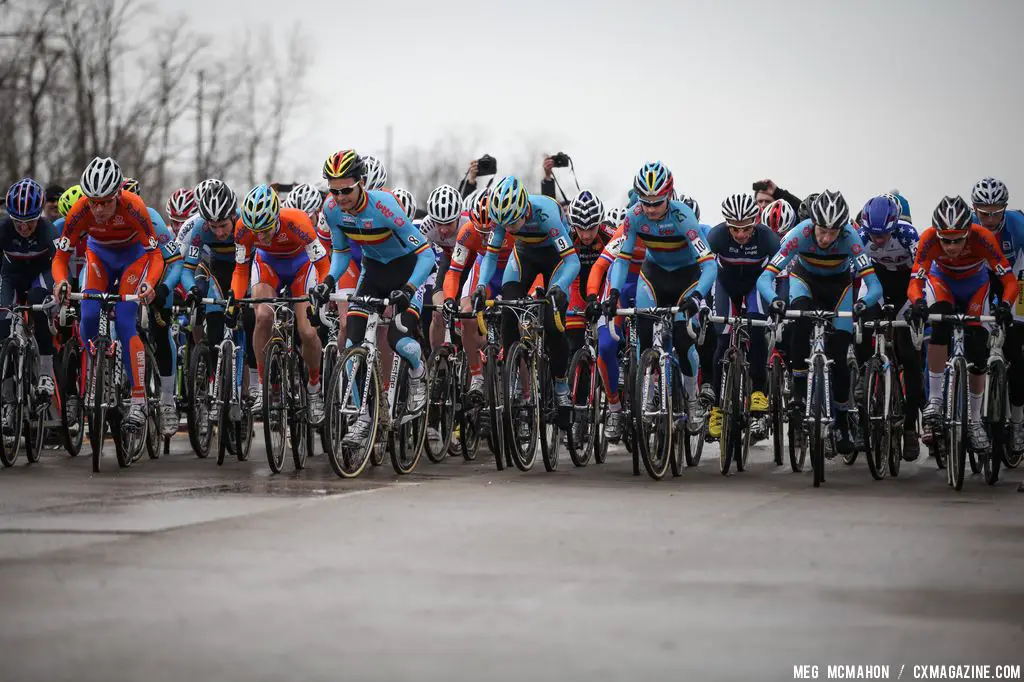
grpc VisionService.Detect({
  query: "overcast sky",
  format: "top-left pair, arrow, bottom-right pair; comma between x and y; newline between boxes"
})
180,0 -> 1024,224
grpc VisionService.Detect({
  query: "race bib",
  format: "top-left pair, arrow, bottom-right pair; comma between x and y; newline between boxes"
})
452,243 -> 469,265
554,234 -> 572,252
234,243 -> 247,264
188,245 -> 201,261
853,253 -> 871,271
306,240 -> 328,262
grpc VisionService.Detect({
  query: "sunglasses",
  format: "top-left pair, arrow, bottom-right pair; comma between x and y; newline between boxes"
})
328,186 -> 359,197
938,235 -> 967,244
814,224 -> 843,232
727,222 -> 755,233
974,207 -> 1006,218
13,218 -> 38,227
88,196 -> 116,207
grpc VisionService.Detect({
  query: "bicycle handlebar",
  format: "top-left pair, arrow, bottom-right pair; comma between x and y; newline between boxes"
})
70,292 -> 140,302
324,292 -> 408,334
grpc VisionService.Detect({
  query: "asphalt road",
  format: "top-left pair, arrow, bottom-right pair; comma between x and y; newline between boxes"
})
0,434 -> 1022,682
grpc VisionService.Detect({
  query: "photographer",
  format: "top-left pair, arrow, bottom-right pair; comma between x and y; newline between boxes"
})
752,178 -> 801,215
543,152 -> 576,203
458,155 -> 497,197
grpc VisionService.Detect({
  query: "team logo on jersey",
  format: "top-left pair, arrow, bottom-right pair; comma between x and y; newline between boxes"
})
686,229 -> 698,241
113,215 -> 125,225
361,220 -> 374,230
395,217 -> 405,227
375,201 -> 394,219
803,225 -> 813,236
548,228 -> 559,238
851,243 -> 862,255
640,224 -> 651,234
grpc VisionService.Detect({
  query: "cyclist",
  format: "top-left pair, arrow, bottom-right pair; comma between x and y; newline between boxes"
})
853,195 -> 922,459
181,180 -> 261,407
908,195 -> 1017,453
970,177 -> 1024,451
316,150 -> 434,445
54,185 -> 88,288
231,184 -> 330,423
605,161 -> 717,427
474,175 -> 581,411
423,184 -> 463,353
166,188 -> 199,236
797,193 -> 820,224
443,188 -> 515,395
1,178 -> 59,402
757,190 -> 883,456
565,190 -> 614,355
762,199 -> 797,237
705,193 -> 780,440
52,156 -> 165,430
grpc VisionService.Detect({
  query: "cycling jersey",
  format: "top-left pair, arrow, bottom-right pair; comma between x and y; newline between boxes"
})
478,194 -> 580,293
570,225 -> 615,303
857,221 -> 918,271
707,223 -> 779,299
180,213 -> 240,291
608,201 -> 716,298
231,207 -> 329,299
149,208 -> 182,293
0,217 -> 58,279
983,210 -> 1024,318
757,219 -> 882,307
322,189 -> 432,290
444,220 -> 514,301
910,224 -> 1018,306
53,191 -> 163,288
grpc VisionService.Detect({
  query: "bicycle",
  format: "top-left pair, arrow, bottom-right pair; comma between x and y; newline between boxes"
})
566,317 -> 608,468
54,305 -> 86,458
474,302 -> 509,472
922,312 -> 1003,491
854,306 -> 922,480
196,297 -> 255,466
705,310 -> 773,476
321,293 -> 429,477
487,291 -> 562,472
0,298 -> 57,467
782,309 -> 854,488
70,292 -> 147,472
423,304 -> 480,464
315,303 -> 341,457
135,305 -> 164,462
241,296 -> 315,474
765,318 -> 791,468
613,304 -> 697,481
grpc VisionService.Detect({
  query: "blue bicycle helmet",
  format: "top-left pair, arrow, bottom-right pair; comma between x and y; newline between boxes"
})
6,178 -> 44,221
860,195 -> 900,236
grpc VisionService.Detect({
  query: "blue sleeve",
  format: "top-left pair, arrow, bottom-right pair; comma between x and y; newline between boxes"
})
549,212 -> 580,292
757,226 -> 805,302
687,223 -> 717,299
477,225 -> 507,292
326,211 -> 351,284
151,213 -> 183,291
381,199 -> 433,290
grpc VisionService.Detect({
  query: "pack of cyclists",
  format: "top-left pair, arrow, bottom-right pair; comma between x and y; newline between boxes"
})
2,150 -> 1022,489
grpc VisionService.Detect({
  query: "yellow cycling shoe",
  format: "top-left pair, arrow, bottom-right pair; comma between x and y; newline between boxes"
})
708,407 -> 723,439
750,391 -> 768,412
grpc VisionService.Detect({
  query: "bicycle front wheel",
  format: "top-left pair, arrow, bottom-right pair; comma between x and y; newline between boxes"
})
0,341 -> 25,467
719,355 -> 739,476
22,343 -> 44,464
538,352 -> 560,473
485,346 -> 506,471
319,343 -> 339,457
57,341 -> 85,457
983,358 -> 1006,486
324,346 -> 378,479
634,348 -> 672,480
566,347 -> 595,468
88,346 -> 109,473
809,355 -> 827,488
216,347 -> 233,467
769,357 -> 785,467
288,354 -> 313,471
145,347 -> 162,460
948,358 -> 969,491
187,343 -> 213,459
864,357 -> 888,481
504,342 -> 539,472
424,346 -> 456,464
263,339 -> 288,474
389,359 -> 428,475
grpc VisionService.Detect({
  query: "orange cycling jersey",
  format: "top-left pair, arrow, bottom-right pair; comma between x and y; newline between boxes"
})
443,220 -> 515,301
53,191 -> 163,286
231,207 -> 330,299
909,224 -> 1018,304
586,224 -> 647,297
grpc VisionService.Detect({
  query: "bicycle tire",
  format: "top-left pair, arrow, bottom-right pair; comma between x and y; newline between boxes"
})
670,369 -> 685,476
719,355 -> 738,476
538,352 -> 560,472
843,357 -> 860,465
289,354 -> 312,471
887,367 -> 905,478
484,345 -> 505,471
319,344 -> 339,456
0,342 -> 25,467
504,342 -> 539,472
634,348 -> 672,481
736,364 -> 752,473
389,359 -> 427,475
948,358 -> 969,491
864,358 -> 888,480
810,355 -> 827,487
593,374 -> 609,465
186,343 -> 213,458
323,346 -> 377,478
57,342 -> 85,457
424,347 -> 455,463
769,357 -> 785,467
566,348 -> 595,468
113,353 -> 143,469
22,343 -> 44,465
263,338 -> 288,473
456,356 -> 480,462
89,343 -> 109,473
145,347 -> 162,460
983,358 -> 1006,486
1002,446 -> 1023,469
216,346 -> 233,467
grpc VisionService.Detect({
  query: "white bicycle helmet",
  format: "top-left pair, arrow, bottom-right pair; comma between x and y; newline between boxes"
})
80,157 -> 123,199
811,190 -> 850,229
391,187 -> 418,219
568,190 -> 605,230
426,184 -> 462,223
721,193 -> 760,223
198,180 -> 238,223
361,154 -> 388,190
971,177 -> 1009,206
282,182 -> 323,222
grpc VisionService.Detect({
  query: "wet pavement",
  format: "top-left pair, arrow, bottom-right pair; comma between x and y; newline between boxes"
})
0,436 -> 1022,681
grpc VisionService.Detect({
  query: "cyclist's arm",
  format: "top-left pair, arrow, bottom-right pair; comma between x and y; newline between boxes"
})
153,217 -> 183,291
476,225 -> 507,293
230,224 -> 252,300
608,219 -> 638,293
689,228 -> 718,299
52,204 -> 86,284
326,211 -> 352,283
895,221 -> 919,260
852,252 -> 883,306
980,230 -> 1020,304
757,226 -> 803,301
587,250 -> 614,297
180,226 -> 201,291
444,230 -> 476,300
548,220 -> 580,292
907,229 -> 937,303
129,200 -> 164,288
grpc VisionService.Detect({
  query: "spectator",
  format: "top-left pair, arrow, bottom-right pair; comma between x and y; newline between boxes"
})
458,159 -> 480,197
753,178 -> 801,215
43,184 -> 64,222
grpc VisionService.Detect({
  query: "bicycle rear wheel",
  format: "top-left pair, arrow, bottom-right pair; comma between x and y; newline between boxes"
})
288,354 -> 312,471
145,347 -> 162,460
769,357 -> 785,467
187,343 -> 213,459
948,358 -> 969,491
809,356 -> 827,487
484,346 -> 505,471
983,358 -> 1006,486
389,359 -> 428,475
504,342 -> 539,472
864,358 -> 888,480
263,339 -> 288,474
538,353 -> 560,472
634,348 -> 672,480
324,347 -> 377,478
424,347 -> 456,463
0,342 -> 25,467
57,341 -> 85,457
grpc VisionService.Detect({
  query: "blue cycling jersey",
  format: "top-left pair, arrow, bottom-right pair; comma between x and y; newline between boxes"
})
608,200 -> 717,297
149,207 -> 182,292
322,190 -> 433,289
180,212 -> 241,292
856,220 -> 918,271
477,194 -> 580,293
984,210 -> 1024,269
758,219 -> 882,306
0,216 -> 58,279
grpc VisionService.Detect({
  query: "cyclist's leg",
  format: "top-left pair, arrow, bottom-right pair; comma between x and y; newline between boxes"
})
499,246 -> 527,351
964,283 -> 993,434
539,249 -> 572,386
665,264 -> 700,400
336,259 -> 359,347
786,273 -> 814,403
828,282 -> 856,452
289,261 -> 323,387
249,253 -> 282,383
746,288 -> 769,397
79,249 -> 113,345
152,293 -> 176,411
117,250 -> 153,401
1005,323 -> 1024,430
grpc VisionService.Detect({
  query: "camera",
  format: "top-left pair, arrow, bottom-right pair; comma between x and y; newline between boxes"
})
551,152 -> 571,169
476,154 -> 497,176
752,181 -> 770,192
